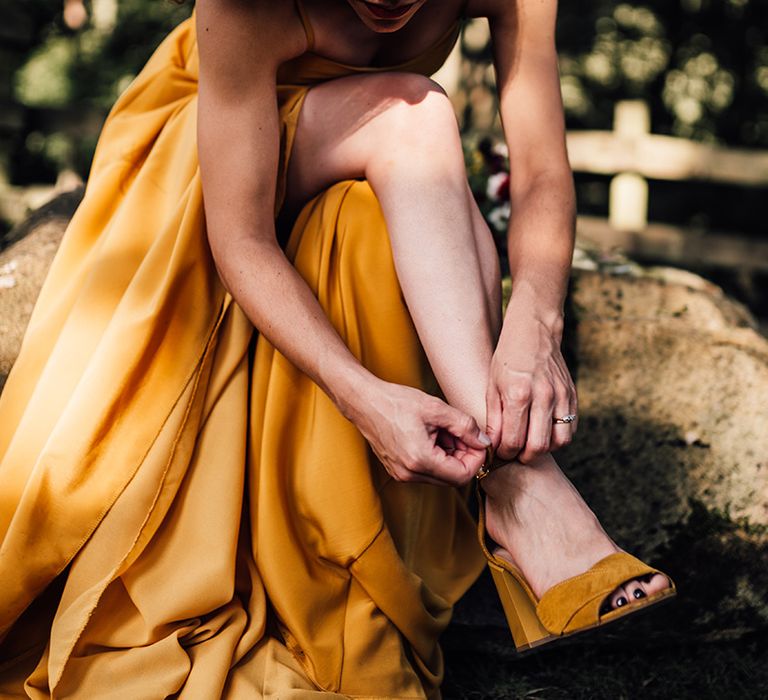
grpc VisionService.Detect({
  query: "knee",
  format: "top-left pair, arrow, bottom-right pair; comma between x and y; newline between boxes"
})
368,73 -> 459,149
375,72 -> 449,106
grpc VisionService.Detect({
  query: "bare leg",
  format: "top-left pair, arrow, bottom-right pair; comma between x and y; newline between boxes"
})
286,73 -> 499,420
285,72 -> 669,607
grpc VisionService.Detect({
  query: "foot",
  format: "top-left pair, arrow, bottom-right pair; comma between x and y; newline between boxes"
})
481,453 -> 670,613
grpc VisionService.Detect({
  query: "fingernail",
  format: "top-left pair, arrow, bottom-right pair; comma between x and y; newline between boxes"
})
479,432 -> 492,446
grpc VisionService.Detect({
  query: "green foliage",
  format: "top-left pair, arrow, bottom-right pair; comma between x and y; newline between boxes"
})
5,1 -> 768,182
556,1 -> 768,147
6,1 -> 191,183
14,1 -> 192,111
15,36 -> 76,107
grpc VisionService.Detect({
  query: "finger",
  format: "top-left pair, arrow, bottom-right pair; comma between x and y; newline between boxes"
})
426,402 -> 491,451
571,384 -> 579,434
433,451 -> 479,486
436,429 -> 457,453
550,420 -> 574,451
517,381 -> 554,464
550,387 -> 575,450
554,358 -> 578,435
485,388 -> 503,451
373,447 -> 446,487
497,384 -> 531,461
413,446 -> 476,486
437,433 -> 487,475
450,445 -> 487,475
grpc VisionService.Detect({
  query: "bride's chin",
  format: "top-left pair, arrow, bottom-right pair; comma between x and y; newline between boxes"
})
347,0 -> 424,33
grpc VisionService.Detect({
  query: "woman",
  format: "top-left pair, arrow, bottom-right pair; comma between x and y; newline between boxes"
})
0,0 -> 674,696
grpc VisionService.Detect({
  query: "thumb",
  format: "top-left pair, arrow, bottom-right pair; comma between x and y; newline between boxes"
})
428,402 -> 491,451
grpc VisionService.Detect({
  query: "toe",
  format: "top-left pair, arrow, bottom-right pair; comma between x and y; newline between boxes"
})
606,575 -> 670,611
629,573 -> 671,601
626,579 -> 648,602
599,572 -> 673,616
606,584 -> 632,612
641,572 -> 671,596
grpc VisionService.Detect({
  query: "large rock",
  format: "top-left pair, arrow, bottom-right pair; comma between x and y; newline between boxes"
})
0,188 -> 82,392
566,268 -> 767,539
557,266 -> 768,638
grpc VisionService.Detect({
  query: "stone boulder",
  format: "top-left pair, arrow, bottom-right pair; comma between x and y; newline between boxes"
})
555,266 -> 768,639
0,187 -> 83,393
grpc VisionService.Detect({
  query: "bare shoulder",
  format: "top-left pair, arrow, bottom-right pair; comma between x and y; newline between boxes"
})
464,0 -> 516,22
196,0 -> 307,92
465,0 -> 557,35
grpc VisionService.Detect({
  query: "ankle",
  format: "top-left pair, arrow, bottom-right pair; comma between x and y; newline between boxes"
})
480,457 -> 536,501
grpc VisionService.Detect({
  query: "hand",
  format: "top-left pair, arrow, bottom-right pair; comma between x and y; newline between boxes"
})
485,296 -> 577,464
348,380 -> 491,486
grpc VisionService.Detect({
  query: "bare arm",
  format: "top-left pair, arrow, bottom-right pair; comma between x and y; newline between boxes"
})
196,0 -> 488,484
197,0 -> 371,413
474,0 -> 578,461
489,0 -> 575,321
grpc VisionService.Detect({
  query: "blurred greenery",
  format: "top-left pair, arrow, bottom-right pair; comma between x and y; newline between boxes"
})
3,0 -> 768,183
1,1 -> 767,314
4,0 -> 191,183
556,0 -> 768,147
14,1 -> 190,111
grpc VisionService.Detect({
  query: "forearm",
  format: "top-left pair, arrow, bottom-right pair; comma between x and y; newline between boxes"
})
213,234 -> 377,418
195,1 -> 373,419
214,233 -> 489,485
505,169 -> 576,338
489,168 -> 579,460
487,0 -> 575,335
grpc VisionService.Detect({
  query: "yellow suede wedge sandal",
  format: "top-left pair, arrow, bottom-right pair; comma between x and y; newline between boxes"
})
476,451 -> 677,653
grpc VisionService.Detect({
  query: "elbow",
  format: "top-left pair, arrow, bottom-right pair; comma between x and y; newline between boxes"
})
509,166 -> 575,203
205,226 -> 280,296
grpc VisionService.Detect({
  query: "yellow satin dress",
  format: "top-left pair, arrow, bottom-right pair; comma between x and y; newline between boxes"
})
0,4 -> 485,698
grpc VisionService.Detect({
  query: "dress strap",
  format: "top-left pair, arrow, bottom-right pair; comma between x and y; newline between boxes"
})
294,0 -> 315,51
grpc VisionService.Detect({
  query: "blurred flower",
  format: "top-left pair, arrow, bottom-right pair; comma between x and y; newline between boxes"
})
464,137 -> 511,271
477,137 -> 508,173
487,202 -> 511,233
64,0 -> 88,30
486,172 -> 510,202
663,50 -> 735,129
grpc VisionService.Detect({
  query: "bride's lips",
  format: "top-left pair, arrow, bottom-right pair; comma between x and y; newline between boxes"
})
361,2 -> 416,20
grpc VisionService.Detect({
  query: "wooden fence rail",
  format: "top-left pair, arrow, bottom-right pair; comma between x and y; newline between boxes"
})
569,100 -> 768,271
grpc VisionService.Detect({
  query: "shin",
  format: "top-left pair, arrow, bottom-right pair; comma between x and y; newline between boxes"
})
286,72 -> 501,425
